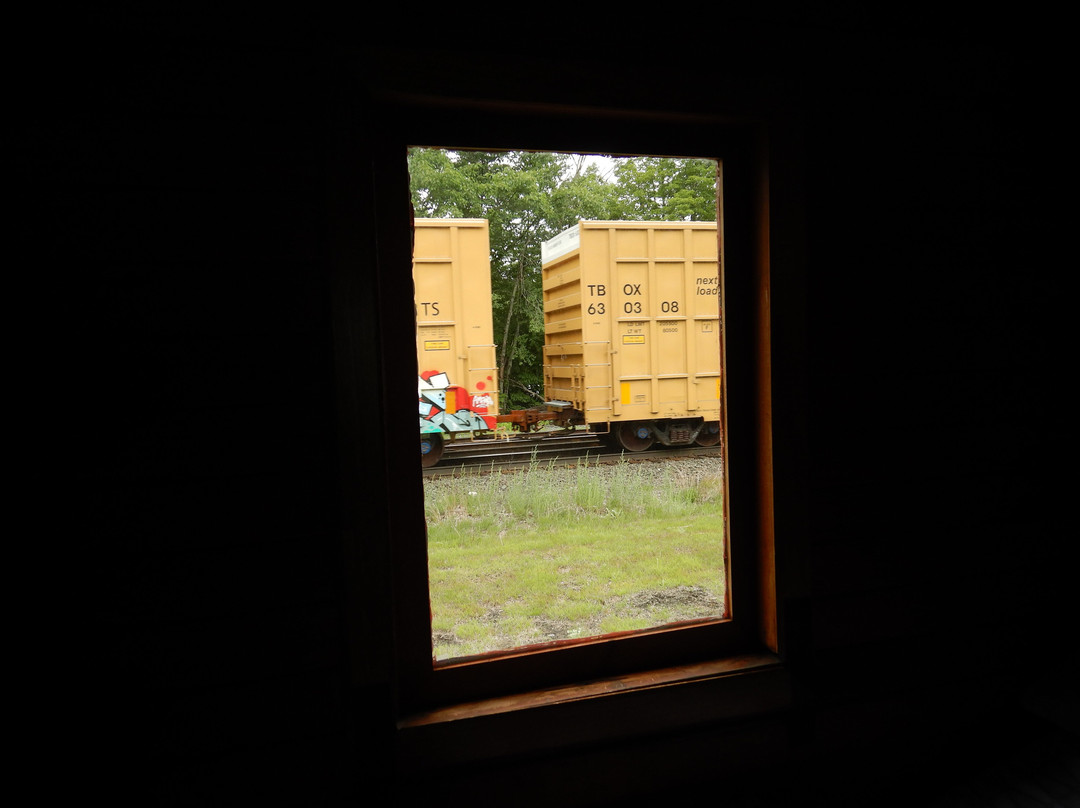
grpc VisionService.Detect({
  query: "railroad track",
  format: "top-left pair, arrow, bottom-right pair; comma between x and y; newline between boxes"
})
423,431 -> 722,477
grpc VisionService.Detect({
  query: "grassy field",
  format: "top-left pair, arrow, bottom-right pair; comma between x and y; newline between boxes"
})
423,456 -> 726,660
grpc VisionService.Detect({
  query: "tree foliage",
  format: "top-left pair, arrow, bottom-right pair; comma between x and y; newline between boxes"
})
408,148 -> 717,410
613,157 -> 718,221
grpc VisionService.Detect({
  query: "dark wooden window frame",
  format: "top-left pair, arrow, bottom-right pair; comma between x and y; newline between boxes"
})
352,95 -> 786,763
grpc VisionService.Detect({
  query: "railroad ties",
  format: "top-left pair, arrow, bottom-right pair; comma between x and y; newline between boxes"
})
423,430 -> 721,477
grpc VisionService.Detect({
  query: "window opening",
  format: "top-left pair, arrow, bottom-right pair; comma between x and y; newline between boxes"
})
410,148 -> 728,663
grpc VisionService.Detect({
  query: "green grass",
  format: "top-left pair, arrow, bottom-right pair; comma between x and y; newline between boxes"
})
424,457 -> 726,660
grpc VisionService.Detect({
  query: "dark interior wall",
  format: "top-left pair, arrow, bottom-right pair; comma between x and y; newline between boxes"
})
29,21 -> 364,802
31,17 -> 1072,806
782,35 -> 1072,786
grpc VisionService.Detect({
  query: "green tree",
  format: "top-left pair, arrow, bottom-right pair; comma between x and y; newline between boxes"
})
612,157 -> 717,221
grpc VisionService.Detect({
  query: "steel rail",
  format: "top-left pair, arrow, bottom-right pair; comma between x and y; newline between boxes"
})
423,442 -> 722,478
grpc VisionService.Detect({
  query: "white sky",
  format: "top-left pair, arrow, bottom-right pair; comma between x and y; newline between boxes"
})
577,154 -> 618,182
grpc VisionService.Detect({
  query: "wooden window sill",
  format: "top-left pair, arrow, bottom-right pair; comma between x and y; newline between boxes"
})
396,652 -> 790,769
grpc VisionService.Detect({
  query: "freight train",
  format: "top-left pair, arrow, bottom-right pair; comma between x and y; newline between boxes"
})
415,219 -> 723,467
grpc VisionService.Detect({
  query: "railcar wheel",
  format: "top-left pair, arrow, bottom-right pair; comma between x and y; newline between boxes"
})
695,422 -> 722,447
420,434 -> 444,468
615,422 -> 654,452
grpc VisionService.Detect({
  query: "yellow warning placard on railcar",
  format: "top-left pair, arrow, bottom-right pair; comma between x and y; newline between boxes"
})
622,335 -> 645,345
424,340 -> 451,351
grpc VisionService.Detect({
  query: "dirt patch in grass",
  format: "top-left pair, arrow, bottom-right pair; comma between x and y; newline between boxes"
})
621,584 -> 723,615
435,584 -> 724,656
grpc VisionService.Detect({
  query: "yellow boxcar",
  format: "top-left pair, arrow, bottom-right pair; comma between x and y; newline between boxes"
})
541,221 -> 722,451
413,218 -> 499,416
